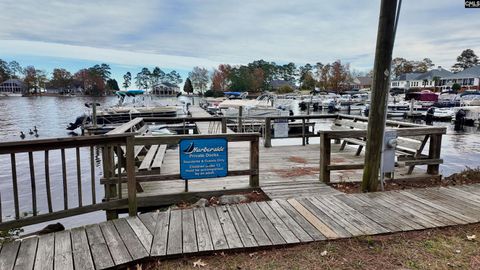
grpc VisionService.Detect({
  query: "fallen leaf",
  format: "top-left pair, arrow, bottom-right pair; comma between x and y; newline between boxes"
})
193,259 -> 207,267
467,234 -> 476,241
136,264 -> 142,270
320,250 -> 328,256
249,252 -> 257,258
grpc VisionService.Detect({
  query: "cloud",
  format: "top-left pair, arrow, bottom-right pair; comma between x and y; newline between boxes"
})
0,0 -> 479,72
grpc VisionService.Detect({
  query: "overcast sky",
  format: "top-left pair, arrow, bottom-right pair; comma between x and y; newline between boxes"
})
0,0 -> 479,84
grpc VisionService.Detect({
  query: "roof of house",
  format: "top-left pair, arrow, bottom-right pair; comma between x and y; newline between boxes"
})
153,82 -> 179,88
442,65 -> 480,79
354,76 -> 372,85
0,79 -> 24,86
394,73 -> 423,81
414,68 -> 452,81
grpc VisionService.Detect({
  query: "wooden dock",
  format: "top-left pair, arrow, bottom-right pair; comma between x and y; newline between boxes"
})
4,184 -> 480,269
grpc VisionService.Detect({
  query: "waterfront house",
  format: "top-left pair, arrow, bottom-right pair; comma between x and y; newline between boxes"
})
151,82 -> 180,96
390,67 -> 452,92
410,67 -> 452,91
0,79 -> 26,95
439,65 -> 480,91
390,73 -> 422,92
351,76 -> 372,90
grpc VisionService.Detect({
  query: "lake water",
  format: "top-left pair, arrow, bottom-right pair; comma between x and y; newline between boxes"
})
0,96 -> 479,232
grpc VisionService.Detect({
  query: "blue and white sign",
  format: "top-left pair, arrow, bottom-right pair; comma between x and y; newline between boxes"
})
179,138 -> 228,180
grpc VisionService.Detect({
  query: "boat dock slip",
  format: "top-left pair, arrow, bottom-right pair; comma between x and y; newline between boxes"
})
4,184 -> 480,269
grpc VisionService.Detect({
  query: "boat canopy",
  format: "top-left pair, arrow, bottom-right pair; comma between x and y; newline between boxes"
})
405,91 -> 438,102
115,89 -> 145,97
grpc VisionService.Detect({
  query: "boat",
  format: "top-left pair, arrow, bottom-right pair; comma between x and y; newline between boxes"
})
405,90 -> 439,108
460,91 -> 480,106
219,93 -> 290,117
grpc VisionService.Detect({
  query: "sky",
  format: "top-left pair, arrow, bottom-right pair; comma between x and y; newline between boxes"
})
0,0 -> 479,87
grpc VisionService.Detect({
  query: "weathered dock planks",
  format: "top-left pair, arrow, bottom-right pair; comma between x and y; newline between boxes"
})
5,185 -> 480,269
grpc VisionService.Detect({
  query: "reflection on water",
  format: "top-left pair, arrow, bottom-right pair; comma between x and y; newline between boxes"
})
0,96 -> 479,231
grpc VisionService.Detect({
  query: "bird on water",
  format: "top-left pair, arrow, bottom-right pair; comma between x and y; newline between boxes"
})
20,131 -> 25,139
29,129 -> 34,135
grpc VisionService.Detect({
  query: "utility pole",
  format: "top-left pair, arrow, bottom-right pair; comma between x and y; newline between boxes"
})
361,0 -> 398,192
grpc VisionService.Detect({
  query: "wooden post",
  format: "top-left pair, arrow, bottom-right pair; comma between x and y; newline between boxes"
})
126,136 -> 137,216
103,145 -> 118,220
427,134 -> 442,174
238,106 -> 243,132
319,133 -> 331,183
249,136 -> 260,187
302,118 -> 306,146
361,0 -> 398,192
221,117 -> 227,133
264,117 -> 272,148
92,103 -> 98,128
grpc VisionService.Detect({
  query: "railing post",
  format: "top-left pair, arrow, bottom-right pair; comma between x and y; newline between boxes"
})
427,134 -> 442,175
249,136 -> 260,187
264,117 -> 272,148
302,118 -> 306,146
103,145 -> 118,220
319,133 -> 331,183
238,106 -> 243,132
126,135 -> 137,216
221,117 -> 227,133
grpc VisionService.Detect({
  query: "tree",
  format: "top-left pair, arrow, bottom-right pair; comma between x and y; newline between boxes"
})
329,60 -> 348,92
211,64 -> 231,92
106,79 -> 120,92
23,66 -> 48,93
183,78 -> 194,95
452,83 -> 461,93
277,85 -> 294,94
8,61 -> 22,78
50,68 -> 73,93
416,58 -> 434,73
299,63 -> 314,89
183,78 -> 193,95
135,68 -> 151,90
452,49 -> 479,72
123,72 -> 131,90
165,70 -> 183,85
89,63 -> 111,81
188,67 -> 209,94
74,68 -> 105,96
150,67 -> 165,87
0,59 -> 12,82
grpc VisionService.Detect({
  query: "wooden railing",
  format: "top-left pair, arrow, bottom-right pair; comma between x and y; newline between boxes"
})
263,114 -> 338,147
0,134 -> 135,230
0,132 -> 260,230
318,126 -> 446,183
100,133 -> 260,189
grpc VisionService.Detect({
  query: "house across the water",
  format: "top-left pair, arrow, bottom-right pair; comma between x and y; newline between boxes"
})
151,82 -> 180,96
0,79 -> 26,96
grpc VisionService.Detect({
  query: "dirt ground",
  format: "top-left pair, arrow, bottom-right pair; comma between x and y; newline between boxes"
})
137,223 -> 480,270
331,167 -> 480,194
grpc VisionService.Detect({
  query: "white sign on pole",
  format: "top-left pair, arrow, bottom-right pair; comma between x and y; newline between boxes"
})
274,118 -> 289,138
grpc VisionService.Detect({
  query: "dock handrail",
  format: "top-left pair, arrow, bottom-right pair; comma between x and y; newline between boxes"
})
317,126 -> 446,183
0,134 -> 136,230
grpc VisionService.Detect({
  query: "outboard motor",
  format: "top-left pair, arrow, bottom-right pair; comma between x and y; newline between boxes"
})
299,101 -> 307,111
425,107 -> 435,125
312,102 -> 319,111
454,109 -> 466,131
66,115 -> 91,130
364,105 -> 370,117
327,102 -> 336,113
